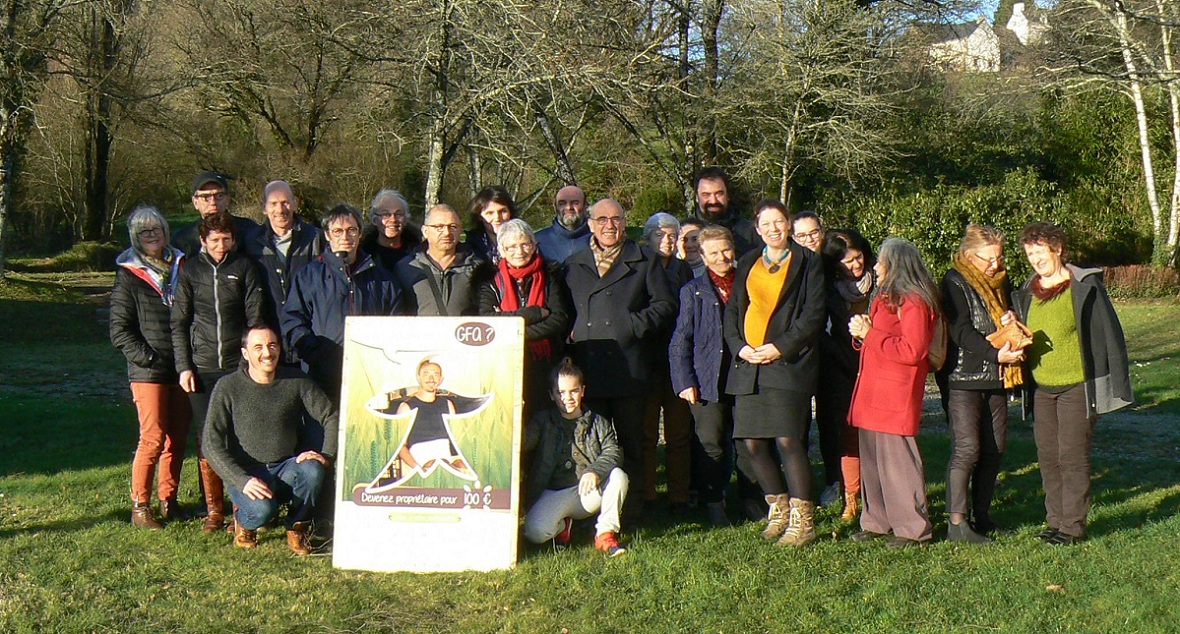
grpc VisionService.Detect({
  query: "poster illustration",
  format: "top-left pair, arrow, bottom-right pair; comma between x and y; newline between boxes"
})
332,316 -> 523,573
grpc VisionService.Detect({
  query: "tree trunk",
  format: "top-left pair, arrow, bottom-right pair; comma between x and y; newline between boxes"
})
534,109 -> 576,185
700,0 -> 724,165
0,138 -> 16,280
1116,11 -> 1164,262
1157,0 -> 1180,265
424,124 -> 445,209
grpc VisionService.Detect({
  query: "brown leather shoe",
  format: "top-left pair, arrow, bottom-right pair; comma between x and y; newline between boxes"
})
199,459 -> 225,533
131,502 -> 163,530
233,521 -> 258,549
159,498 -> 191,522
286,521 -> 312,556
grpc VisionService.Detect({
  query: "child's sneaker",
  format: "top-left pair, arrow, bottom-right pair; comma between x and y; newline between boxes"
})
594,531 -> 626,557
552,517 -> 573,550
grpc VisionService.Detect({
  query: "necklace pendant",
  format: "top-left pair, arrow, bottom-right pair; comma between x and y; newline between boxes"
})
768,263 -> 781,274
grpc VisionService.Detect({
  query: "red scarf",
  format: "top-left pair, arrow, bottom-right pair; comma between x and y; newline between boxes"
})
496,255 -> 551,361
708,268 -> 735,304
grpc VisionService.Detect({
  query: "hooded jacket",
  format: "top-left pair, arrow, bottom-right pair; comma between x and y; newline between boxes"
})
1012,264 -> 1133,418
171,249 -> 267,375
110,247 -> 186,383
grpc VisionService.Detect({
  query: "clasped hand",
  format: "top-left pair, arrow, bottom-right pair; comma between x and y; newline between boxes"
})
738,343 -> 782,365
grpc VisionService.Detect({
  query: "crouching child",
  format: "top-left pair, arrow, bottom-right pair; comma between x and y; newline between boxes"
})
522,359 -> 629,556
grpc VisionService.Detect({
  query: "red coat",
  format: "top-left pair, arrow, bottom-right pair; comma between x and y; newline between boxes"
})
848,294 -> 934,436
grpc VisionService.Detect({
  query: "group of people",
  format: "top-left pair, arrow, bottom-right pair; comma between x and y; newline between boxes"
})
110,165 -> 1133,558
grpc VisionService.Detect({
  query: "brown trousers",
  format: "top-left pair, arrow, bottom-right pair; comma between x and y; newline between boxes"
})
643,379 -> 693,504
130,382 -> 192,503
858,428 -> 932,542
1033,383 -> 1094,538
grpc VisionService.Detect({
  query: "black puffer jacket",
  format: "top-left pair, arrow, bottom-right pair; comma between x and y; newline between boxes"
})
171,249 -> 267,374
940,268 -> 1007,391
109,247 -> 187,383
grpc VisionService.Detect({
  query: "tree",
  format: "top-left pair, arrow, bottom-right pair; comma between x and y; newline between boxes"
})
0,0 -> 83,278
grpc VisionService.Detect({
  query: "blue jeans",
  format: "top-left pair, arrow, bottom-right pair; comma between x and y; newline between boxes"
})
228,457 -> 325,530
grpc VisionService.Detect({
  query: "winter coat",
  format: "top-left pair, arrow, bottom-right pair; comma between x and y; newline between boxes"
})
848,294 -> 935,437
723,243 -> 826,396
244,217 -> 326,334
669,274 -> 730,403
171,214 -> 259,260
690,208 -> 758,256
564,239 -> 678,397
535,218 -> 591,263
170,249 -> 267,375
817,278 -> 866,392
109,247 -> 186,383
1012,264 -> 1133,418
940,269 -> 1009,391
524,407 -> 623,501
281,249 -> 405,385
361,224 -> 423,273
650,257 -> 695,377
395,245 -> 491,317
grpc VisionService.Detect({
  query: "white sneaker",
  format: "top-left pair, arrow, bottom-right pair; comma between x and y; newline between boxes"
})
819,482 -> 842,507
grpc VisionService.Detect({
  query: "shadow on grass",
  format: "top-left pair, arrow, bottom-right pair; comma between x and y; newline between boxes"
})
0,508 -> 128,539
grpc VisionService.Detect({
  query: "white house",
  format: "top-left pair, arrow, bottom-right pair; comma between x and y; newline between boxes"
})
923,16 -> 1001,72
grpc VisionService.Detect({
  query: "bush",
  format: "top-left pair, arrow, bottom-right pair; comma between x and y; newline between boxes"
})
1103,265 -> 1180,298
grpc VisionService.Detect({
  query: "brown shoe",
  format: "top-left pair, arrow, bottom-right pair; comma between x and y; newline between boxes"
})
131,502 -> 163,530
233,521 -> 258,549
777,498 -> 817,547
840,491 -> 860,522
199,459 -> 225,533
159,498 -> 191,522
286,521 -> 313,556
760,493 -> 791,541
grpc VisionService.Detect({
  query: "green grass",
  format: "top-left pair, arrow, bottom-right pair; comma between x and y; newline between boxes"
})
2,282 -> 1179,632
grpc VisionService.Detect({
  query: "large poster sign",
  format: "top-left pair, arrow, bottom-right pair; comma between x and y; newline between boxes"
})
332,316 -> 524,572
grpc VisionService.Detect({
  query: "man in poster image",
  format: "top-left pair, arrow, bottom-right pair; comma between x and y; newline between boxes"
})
394,359 -> 474,478
535,185 -> 590,263
281,204 -> 404,402
203,326 -> 338,555
172,170 -> 259,259
396,204 -> 490,316
563,198 -> 677,524
693,167 -> 757,256
245,180 -> 326,341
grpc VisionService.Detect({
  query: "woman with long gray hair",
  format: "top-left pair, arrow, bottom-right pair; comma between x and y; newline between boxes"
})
847,237 -> 939,548
109,205 -> 191,529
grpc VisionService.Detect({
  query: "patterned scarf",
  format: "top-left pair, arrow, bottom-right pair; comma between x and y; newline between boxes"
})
590,236 -> 623,277
707,268 -> 735,304
952,251 -> 1022,388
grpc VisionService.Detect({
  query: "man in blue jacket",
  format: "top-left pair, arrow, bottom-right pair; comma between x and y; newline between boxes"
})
535,185 -> 590,263
281,204 -> 404,403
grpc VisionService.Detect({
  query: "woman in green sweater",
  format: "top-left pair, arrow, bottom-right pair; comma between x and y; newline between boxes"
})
1011,222 -> 1132,545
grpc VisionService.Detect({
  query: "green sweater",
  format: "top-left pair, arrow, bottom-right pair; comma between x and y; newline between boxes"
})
1026,287 -> 1085,389
203,367 -> 339,489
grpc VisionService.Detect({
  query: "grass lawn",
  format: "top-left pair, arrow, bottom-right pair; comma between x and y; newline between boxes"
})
2,274 -> 1179,633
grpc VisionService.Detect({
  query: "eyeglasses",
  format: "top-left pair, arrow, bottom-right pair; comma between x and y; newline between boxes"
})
424,223 -> 460,233
194,191 -> 228,203
590,216 -> 624,226
793,229 -> 822,241
137,227 -> 164,238
971,252 -> 1003,266
375,211 -> 407,220
328,227 -> 360,238
502,242 -> 535,253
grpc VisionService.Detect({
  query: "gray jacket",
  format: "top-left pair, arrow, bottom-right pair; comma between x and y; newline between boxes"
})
395,246 -> 491,316
1012,264 -> 1133,417
524,408 -> 622,501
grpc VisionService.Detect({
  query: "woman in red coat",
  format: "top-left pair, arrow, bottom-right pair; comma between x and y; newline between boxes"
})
847,237 -> 939,547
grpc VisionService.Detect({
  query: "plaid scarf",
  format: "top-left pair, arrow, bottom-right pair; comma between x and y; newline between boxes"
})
590,237 -> 623,277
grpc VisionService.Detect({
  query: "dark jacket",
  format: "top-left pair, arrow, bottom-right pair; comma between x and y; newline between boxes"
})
669,274 -> 730,403
818,277 -> 868,388
171,214 -> 259,259
477,260 -> 573,347
524,407 -> 623,502
396,245 -> 491,317
171,250 -> 267,375
564,239 -> 679,397
361,224 -> 423,273
281,249 -> 405,388
940,268 -> 1008,391
1012,264 -> 1133,418
465,231 -> 498,265
691,208 -> 758,256
245,217 -> 326,335
110,247 -> 186,383
535,218 -> 591,263
724,242 -> 826,396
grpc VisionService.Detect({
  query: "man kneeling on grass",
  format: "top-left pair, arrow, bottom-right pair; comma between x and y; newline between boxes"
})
522,359 -> 629,556
203,326 -> 338,555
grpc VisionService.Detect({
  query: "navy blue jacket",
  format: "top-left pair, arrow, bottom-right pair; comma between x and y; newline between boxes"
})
245,217 -> 326,334
669,274 -> 730,403
281,249 -> 404,391
535,218 -> 591,263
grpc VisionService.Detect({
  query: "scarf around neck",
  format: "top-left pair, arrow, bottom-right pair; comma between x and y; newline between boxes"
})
707,268 -> 735,304
590,237 -> 623,277
952,251 -> 1022,388
496,254 -> 551,361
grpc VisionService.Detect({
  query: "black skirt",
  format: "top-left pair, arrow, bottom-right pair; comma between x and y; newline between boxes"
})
733,386 -> 810,439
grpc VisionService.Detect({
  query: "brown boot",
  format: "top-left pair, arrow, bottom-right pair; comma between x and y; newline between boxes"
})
199,459 -> 225,532
841,490 -> 860,522
777,498 -> 817,547
286,521 -> 313,556
760,493 -> 791,541
233,520 -> 258,549
159,498 -> 191,522
131,502 -> 163,530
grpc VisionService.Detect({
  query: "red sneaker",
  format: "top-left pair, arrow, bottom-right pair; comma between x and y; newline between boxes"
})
594,531 -> 626,557
553,517 -> 573,549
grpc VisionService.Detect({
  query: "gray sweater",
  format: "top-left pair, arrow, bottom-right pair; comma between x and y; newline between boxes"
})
203,367 -> 339,489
